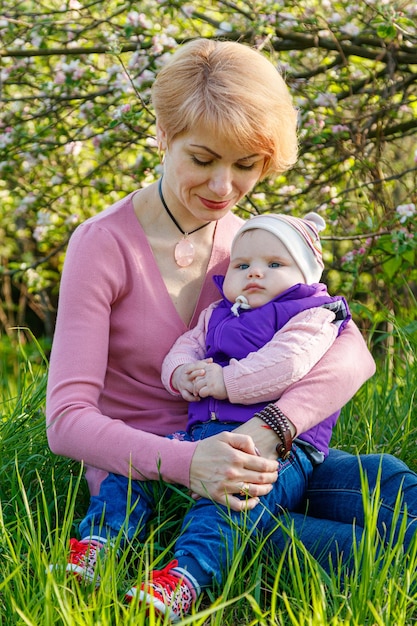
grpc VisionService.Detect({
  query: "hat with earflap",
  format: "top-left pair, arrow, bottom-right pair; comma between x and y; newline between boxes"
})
233,212 -> 326,284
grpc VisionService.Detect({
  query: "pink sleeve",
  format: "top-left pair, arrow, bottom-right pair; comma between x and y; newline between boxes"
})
161,304 -> 217,394
224,308 -> 338,404
277,320 -> 376,434
46,224 -> 197,490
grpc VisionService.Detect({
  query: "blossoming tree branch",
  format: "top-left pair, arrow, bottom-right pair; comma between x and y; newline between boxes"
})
0,0 -> 416,338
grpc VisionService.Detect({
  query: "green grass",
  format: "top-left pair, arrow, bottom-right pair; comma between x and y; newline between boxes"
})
1,321 -> 417,625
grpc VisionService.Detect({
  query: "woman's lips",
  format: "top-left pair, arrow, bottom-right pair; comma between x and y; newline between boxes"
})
198,196 -> 231,211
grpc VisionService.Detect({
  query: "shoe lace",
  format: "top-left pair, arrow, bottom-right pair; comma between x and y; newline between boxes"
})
150,559 -> 181,593
69,539 -> 96,564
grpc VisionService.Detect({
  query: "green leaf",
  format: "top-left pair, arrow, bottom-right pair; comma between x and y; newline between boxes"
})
382,256 -> 402,279
376,24 -> 397,40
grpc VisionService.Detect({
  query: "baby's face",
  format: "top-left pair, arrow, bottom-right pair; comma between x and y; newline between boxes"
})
223,229 -> 305,308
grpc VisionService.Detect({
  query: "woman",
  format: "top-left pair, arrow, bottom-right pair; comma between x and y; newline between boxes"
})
46,39 -> 417,593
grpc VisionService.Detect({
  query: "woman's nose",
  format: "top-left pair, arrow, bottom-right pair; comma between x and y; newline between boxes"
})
207,170 -> 233,197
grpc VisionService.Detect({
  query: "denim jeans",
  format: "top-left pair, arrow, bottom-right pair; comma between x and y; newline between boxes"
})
174,422 -> 313,586
267,448 -> 417,572
79,421 -> 313,584
79,434 -> 417,584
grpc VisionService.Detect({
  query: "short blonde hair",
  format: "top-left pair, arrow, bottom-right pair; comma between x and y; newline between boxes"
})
151,39 -> 298,179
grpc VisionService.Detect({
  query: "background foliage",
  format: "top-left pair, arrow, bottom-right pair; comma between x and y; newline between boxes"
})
1,0 -> 417,344
1,3 -> 417,621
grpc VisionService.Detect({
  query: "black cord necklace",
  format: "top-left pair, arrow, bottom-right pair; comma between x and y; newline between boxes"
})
158,177 -> 211,267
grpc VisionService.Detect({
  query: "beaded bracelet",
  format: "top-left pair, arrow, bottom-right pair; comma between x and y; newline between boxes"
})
254,404 -> 293,460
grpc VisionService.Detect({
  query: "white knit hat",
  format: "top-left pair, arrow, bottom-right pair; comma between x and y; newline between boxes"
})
233,212 -> 326,284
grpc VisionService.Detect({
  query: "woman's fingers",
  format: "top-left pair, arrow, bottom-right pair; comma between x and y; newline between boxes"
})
189,431 -> 278,512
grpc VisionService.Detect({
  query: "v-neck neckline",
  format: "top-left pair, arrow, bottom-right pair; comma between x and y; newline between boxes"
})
128,192 -> 217,330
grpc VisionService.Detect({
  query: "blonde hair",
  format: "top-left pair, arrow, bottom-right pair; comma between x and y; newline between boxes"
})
151,39 -> 298,179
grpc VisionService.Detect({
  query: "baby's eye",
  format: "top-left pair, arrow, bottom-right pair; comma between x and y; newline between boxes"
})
270,262 -> 282,268
237,263 -> 249,270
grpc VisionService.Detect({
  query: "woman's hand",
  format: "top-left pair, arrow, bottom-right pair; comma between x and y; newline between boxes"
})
190,430 -> 278,512
234,416 -> 296,460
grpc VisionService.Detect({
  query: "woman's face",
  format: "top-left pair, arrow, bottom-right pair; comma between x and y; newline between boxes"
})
158,123 -> 266,227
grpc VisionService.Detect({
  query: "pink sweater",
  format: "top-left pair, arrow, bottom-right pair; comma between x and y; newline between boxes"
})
46,192 -> 376,495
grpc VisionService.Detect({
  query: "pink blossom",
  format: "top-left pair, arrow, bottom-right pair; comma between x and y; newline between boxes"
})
126,11 -> 142,28
134,69 -> 155,88
145,137 -> 158,148
54,71 -> 66,85
341,251 -> 355,264
218,22 -> 233,33
59,60 -> 85,80
126,12 -> 152,29
0,67 -> 11,81
331,124 -> 349,133
314,93 -> 338,108
65,214 -> 80,225
92,135 -> 104,149
15,193 -> 37,216
151,36 -> 164,56
33,226 -> 48,242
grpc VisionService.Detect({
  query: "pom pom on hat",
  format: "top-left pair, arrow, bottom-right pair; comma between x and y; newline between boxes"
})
233,212 -> 326,284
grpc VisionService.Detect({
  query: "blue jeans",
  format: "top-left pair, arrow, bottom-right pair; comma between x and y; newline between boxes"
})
267,448 -> 417,572
79,421 -> 313,585
79,438 -> 417,585
173,422 -> 313,586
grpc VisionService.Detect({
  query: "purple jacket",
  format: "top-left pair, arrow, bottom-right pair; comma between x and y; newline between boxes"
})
187,277 -> 351,458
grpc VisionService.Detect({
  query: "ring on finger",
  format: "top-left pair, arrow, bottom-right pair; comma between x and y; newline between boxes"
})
239,482 -> 250,497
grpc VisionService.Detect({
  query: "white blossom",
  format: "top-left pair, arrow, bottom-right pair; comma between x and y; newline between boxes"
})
314,92 -> 338,108
64,141 -> 83,156
396,203 -> 416,223
340,23 -> 360,37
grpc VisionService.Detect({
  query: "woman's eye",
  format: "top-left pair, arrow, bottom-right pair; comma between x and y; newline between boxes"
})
236,162 -> 256,171
191,156 -> 212,167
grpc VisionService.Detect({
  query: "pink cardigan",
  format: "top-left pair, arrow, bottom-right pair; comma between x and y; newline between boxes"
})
46,193 -> 375,495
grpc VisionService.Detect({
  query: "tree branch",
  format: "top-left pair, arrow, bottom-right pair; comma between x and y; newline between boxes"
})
272,28 -> 417,65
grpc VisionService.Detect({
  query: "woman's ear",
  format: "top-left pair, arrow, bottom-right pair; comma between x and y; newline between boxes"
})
156,122 -> 167,152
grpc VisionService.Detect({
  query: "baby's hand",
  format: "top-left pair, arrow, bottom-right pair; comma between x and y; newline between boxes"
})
190,361 -> 227,400
171,360 -> 213,402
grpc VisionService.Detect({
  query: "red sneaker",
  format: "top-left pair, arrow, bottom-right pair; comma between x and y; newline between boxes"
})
125,560 -> 196,622
64,538 -> 107,586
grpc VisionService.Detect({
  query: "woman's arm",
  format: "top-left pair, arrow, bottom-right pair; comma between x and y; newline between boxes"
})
45,223 -> 200,487
235,320 -> 375,458
164,307 -> 339,403
278,320 -> 375,432
223,307 -> 338,404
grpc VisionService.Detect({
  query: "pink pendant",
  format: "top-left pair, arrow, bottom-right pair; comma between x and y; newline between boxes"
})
175,238 -> 194,267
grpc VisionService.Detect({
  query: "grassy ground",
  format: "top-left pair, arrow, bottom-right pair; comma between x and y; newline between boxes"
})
1,322 -> 417,625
